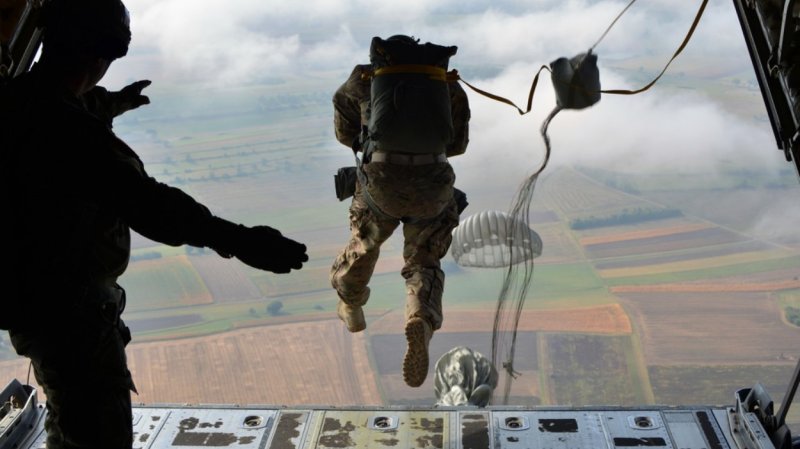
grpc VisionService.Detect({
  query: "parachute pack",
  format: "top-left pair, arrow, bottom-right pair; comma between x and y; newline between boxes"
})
335,36 -> 469,218
364,36 -> 457,155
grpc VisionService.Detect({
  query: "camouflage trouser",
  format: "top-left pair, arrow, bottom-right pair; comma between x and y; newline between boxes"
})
10,283 -> 136,449
330,161 -> 460,330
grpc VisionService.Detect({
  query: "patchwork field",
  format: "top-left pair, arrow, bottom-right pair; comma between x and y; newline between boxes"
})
0,319 -> 381,405
123,256 -> 212,312
369,306 -> 633,405
584,227 -> 749,260
579,223 -> 713,246
594,240 -> 772,270
541,333 -> 651,406
649,364 -> 797,407
537,169 -> 657,217
125,320 -> 380,406
367,306 -> 632,336
618,292 -> 800,364
4,80 -> 798,413
189,254 -> 262,302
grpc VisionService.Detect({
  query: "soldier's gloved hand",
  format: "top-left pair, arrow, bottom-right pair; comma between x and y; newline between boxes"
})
110,79 -> 151,116
209,218 -> 308,273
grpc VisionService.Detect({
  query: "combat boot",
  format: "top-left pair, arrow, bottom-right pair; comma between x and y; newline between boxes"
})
337,301 -> 366,333
403,317 -> 433,387
336,287 -> 369,333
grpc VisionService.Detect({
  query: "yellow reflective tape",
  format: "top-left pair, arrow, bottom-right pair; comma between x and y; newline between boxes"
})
374,64 -> 447,81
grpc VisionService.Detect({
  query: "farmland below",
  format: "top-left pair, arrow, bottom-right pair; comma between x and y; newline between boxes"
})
1,74 -> 799,412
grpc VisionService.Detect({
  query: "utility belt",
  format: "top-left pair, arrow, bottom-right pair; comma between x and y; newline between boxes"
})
334,137 -> 467,220
332,153 -> 449,204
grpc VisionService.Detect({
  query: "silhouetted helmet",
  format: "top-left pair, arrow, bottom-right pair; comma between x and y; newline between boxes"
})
42,0 -> 131,60
386,35 -> 419,45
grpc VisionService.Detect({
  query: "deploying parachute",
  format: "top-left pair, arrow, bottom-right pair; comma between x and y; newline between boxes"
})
450,210 -> 543,268
434,346 -> 498,407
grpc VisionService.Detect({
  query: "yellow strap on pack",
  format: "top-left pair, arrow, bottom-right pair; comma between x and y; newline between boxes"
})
372,64 -> 448,81
449,66 -> 551,116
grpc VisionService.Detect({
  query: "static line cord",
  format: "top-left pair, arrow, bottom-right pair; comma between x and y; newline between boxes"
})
590,0 -> 639,52
601,0 -> 709,95
487,0 -> 706,403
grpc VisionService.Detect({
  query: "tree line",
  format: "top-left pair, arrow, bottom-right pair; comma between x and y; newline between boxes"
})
570,207 -> 683,230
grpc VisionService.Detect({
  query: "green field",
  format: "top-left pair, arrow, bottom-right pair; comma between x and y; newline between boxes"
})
604,255 -> 800,286
649,364 -> 796,407
544,333 -> 651,406
122,255 -> 211,311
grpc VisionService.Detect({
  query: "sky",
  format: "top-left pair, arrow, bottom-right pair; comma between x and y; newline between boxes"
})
104,0 -> 785,178
101,0 -> 800,243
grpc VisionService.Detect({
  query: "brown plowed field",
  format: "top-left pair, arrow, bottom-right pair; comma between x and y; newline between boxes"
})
618,292 -> 800,365
124,320 -> 381,406
579,223 -> 712,246
368,305 -> 632,335
683,267 -> 800,286
0,320 -> 382,406
611,279 -> 800,293
584,227 -> 748,259
599,250 -> 789,279
594,240 -> 771,270
0,360 -> 36,391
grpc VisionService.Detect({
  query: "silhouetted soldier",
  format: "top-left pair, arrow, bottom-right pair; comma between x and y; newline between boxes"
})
0,1 -> 307,448
330,35 -> 470,388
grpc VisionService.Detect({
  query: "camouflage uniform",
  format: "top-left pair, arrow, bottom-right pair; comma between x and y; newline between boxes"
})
1,65 -> 228,449
330,64 -> 470,353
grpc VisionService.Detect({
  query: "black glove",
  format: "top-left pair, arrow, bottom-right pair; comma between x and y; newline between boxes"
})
207,217 -> 308,273
111,79 -> 151,116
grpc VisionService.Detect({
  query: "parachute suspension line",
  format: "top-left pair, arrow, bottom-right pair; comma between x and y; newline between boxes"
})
451,65 -> 551,116
488,0 -> 707,404
600,0 -> 709,96
589,0 -> 638,52
453,0 -> 708,111
491,105 -> 561,404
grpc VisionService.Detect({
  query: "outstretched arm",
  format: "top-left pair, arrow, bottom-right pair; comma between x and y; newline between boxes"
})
82,80 -> 151,127
89,133 -> 308,274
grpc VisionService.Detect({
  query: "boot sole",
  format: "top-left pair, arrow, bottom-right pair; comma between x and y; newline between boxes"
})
403,318 -> 429,387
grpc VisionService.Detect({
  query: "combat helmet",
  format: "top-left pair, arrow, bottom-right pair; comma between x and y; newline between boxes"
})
42,0 -> 131,60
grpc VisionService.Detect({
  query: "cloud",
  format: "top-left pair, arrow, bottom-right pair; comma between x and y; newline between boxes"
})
105,0 -> 790,183
110,1 -> 750,84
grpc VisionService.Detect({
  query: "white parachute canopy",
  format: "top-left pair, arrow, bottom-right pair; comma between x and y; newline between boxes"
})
450,210 -> 543,268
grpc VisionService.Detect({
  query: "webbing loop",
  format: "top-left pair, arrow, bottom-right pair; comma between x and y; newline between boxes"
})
449,66 -> 551,116
601,0 -> 708,95
449,0 -> 708,110
365,64 -> 449,81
